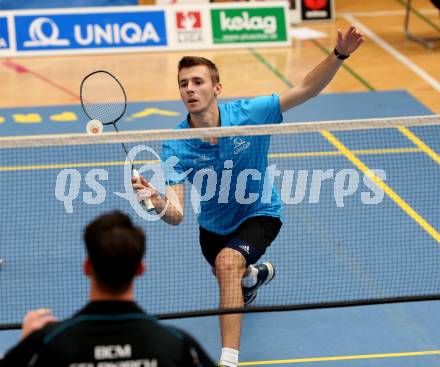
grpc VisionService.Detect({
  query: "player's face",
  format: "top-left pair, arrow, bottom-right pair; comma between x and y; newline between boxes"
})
178,65 -> 221,114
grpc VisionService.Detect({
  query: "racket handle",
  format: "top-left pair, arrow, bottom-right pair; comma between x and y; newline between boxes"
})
132,169 -> 155,212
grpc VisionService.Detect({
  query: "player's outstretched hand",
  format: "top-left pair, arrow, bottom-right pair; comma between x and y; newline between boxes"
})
336,26 -> 364,56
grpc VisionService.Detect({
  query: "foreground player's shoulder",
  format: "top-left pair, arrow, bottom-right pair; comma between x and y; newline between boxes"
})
0,322 -> 58,366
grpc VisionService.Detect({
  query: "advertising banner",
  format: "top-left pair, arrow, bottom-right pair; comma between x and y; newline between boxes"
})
0,2 -> 289,57
14,11 -> 167,52
301,0 -> 333,21
211,7 -> 288,44
171,9 -> 209,49
0,16 -> 10,52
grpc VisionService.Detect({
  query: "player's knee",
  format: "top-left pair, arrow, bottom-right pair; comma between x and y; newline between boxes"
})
215,249 -> 245,279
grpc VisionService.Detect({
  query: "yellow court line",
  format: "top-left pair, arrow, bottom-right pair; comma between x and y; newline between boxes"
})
321,130 -> 440,244
398,127 -> 440,165
239,350 -> 440,365
0,148 -> 421,172
0,160 -> 158,172
268,147 -> 420,159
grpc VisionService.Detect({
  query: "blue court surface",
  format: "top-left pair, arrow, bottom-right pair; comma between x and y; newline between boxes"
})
1,90 -> 440,366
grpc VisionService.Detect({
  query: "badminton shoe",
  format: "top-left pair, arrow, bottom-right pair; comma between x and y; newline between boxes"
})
242,262 -> 275,306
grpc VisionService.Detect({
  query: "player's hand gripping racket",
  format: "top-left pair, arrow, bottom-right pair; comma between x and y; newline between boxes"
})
80,70 -> 155,212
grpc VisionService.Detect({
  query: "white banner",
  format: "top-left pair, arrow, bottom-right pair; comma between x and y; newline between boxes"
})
0,2 -> 290,57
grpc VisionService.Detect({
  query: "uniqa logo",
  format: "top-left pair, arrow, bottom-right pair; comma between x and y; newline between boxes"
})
74,22 -> 160,45
23,17 -> 161,48
219,11 -> 276,34
24,17 -> 70,47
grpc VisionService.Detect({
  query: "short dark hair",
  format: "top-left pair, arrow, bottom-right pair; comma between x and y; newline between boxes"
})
84,211 -> 145,293
178,56 -> 220,84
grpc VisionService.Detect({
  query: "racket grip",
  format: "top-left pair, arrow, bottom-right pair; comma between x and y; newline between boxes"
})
132,169 -> 155,212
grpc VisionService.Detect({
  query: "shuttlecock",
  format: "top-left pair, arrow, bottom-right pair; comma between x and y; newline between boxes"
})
86,119 -> 103,134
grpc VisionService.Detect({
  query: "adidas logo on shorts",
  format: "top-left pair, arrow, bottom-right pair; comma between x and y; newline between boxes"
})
238,244 -> 250,254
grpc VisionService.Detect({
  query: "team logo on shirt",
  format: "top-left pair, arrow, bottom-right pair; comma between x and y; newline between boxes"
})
230,136 -> 250,154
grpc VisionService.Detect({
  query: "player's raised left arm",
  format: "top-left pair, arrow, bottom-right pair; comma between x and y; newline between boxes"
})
280,27 -> 364,113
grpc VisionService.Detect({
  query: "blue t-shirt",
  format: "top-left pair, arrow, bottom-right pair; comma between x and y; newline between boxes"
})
161,94 -> 283,234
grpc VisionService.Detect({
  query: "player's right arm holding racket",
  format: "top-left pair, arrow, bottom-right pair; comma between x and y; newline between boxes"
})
132,139 -> 188,224
132,178 -> 184,225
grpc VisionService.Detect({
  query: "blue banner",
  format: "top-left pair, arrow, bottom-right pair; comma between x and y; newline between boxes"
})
0,17 -> 10,50
0,1 -> 137,10
14,11 -> 167,51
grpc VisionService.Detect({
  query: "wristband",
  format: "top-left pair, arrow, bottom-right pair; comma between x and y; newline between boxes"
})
334,47 -> 349,60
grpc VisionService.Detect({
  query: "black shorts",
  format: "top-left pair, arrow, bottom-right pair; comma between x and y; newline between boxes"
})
199,216 -> 282,267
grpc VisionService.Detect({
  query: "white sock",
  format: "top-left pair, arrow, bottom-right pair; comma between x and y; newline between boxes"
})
241,265 -> 258,288
219,347 -> 239,367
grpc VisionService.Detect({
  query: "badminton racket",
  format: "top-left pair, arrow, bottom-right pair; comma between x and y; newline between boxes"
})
80,70 -> 155,211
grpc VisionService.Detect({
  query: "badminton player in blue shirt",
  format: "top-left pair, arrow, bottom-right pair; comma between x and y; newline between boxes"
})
133,27 -> 364,367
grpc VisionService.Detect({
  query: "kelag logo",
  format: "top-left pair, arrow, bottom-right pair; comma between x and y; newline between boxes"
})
14,11 -> 167,51
0,17 -> 10,49
211,7 -> 287,44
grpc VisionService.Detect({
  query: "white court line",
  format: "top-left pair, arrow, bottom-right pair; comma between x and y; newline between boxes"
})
341,9 -> 438,17
344,14 -> 440,93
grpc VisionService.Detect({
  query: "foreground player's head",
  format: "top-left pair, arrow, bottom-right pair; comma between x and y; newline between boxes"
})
84,211 -> 145,295
177,56 -> 222,115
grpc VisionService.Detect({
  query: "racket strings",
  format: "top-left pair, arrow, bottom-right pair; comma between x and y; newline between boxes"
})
81,72 -> 126,124
81,70 -> 130,164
